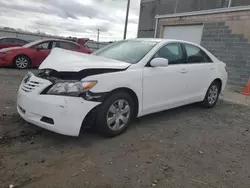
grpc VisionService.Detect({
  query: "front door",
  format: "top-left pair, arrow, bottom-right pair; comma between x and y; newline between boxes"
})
143,43 -> 189,114
32,41 -> 51,66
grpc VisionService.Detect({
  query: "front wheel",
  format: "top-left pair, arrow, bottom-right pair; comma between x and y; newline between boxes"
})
14,55 -> 30,69
95,92 -> 135,137
201,81 -> 220,108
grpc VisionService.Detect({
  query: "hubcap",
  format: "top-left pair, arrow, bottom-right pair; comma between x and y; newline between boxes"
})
208,85 -> 218,105
106,99 -> 131,131
16,57 -> 28,68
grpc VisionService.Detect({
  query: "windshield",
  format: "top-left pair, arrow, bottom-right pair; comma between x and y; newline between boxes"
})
94,40 -> 158,64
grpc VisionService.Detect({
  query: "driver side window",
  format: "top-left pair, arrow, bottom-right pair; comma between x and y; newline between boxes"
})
154,43 -> 184,65
35,42 -> 50,50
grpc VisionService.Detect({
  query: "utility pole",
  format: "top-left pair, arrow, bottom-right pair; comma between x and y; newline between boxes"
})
97,29 -> 100,49
123,0 -> 130,39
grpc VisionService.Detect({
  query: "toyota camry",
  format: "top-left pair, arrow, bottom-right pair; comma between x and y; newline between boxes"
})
17,38 -> 228,137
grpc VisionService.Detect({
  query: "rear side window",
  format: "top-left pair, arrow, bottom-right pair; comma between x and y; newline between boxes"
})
14,39 -> 27,44
1,38 -> 16,43
184,44 -> 212,63
154,43 -> 184,65
57,42 -> 80,50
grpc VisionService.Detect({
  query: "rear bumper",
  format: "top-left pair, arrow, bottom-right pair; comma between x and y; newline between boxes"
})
17,87 -> 100,136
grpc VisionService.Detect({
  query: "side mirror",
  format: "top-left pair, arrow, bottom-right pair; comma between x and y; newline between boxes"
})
150,58 -> 169,67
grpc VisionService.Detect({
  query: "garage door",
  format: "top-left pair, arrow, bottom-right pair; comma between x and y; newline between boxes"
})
163,25 -> 203,44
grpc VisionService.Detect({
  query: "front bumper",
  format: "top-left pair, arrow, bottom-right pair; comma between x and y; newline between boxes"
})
0,56 -> 10,66
17,73 -> 100,136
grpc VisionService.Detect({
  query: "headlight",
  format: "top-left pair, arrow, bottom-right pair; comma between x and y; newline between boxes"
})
46,80 -> 98,96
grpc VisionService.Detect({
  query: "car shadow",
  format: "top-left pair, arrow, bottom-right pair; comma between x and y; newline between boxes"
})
43,103 -> 200,146
1,103 -> 206,149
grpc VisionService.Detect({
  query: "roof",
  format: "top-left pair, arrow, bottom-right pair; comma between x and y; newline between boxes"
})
130,38 -> 199,45
155,5 -> 250,19
0,37 -> 24,39
132,38 -> 164,42
35,38 -> 73,42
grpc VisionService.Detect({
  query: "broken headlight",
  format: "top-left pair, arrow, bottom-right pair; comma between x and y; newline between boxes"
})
46,80 -> 98,96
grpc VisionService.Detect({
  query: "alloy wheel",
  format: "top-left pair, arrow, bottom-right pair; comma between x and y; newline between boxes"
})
15,57 -> 28,69
208,85 -> 218,105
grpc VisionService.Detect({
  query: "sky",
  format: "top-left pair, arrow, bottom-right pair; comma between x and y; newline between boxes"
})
0,0 -> 141,41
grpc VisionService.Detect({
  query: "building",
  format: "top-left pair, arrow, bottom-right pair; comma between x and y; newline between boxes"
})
138,0 -> 250,88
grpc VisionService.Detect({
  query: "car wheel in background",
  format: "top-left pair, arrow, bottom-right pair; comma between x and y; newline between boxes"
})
95,92 -> 135,137
201,81 -> 221,108
14,55 -> 31,69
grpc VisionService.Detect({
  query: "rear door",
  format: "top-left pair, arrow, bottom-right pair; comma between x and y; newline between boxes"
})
182,43 -> 215,101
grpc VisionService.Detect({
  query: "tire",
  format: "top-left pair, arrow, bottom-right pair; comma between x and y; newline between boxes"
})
95,92 -> 135,137
201,81 -> 221,108
14,55 -> 30,69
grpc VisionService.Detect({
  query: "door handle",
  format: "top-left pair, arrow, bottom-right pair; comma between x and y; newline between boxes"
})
180,69 -> 188,73
210,67 -> 215,70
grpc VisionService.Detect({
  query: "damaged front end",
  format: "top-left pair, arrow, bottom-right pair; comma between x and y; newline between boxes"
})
36,68 -> 123,102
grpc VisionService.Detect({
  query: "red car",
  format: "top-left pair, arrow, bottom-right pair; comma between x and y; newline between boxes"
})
0,37 -> 28,49
0,39 -> 93,69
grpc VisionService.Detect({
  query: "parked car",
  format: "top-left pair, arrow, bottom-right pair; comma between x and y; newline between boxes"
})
17,39 -> 228,137
0,37 -> 28,50
0,39 -> 93,69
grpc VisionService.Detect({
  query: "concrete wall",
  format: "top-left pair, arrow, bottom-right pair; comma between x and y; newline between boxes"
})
0,29 -> 109,50
138,0 -> 250,38
156,10 -> 250,87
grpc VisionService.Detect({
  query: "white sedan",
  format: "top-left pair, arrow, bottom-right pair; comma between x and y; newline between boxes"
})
17,39 -> 228,137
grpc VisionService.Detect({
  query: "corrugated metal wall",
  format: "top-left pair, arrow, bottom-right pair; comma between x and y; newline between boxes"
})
138,0 -> 250,38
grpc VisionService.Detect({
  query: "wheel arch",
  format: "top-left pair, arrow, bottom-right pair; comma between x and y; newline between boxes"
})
213,78 -> 222,93
81,87 -> 140,130
13,54 -> 31,66
108,87 -> 139,118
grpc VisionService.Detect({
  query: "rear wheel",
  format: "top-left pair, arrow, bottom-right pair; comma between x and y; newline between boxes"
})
95,92 -> 135,137
14,55 -> 30,69
201,81 -> 220,108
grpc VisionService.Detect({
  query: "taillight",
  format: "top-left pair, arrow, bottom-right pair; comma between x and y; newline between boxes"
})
225,66 -> 228,72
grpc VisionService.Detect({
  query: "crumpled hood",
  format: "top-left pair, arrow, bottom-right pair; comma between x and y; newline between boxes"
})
0,46 -> 22,52
39,48 -> 130,71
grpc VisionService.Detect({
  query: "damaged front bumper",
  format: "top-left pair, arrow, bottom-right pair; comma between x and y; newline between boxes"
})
17,73 -> 101,136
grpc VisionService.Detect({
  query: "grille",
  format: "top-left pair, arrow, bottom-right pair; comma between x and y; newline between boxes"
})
21,80 -> 41,92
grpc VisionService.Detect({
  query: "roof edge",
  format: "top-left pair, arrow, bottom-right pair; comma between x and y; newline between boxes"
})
155,5 -> 250,19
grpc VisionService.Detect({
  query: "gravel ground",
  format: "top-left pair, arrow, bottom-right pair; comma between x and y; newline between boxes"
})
0,68 -> 250,188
